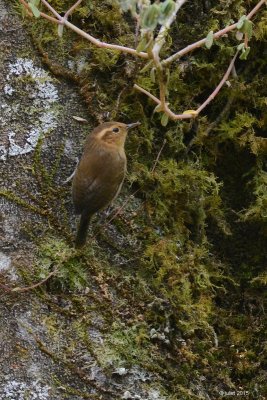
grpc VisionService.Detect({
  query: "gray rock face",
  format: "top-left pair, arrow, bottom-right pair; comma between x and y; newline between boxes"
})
0,1 -> 89,398
0,0 -> 88,249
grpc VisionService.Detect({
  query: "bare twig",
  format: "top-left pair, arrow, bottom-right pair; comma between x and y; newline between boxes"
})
134,84 -> 195,119
63,0 -> 83,20
151,139 -> 167,174
38,13 -> 60,24
11,267 -> 59,293
0,282 -> 12,293
20,0 -> 61,23
162,0 -> 266,66
20,0 -> 32,16
57,0 -> 83,38
133,84 -> 161,105
196,51 -> 238,114
41,0 -> 62,20
19,0 -> 149,59
64,19 -> 148,58
134,51 -> 238,121
247,0 -> 267,19
159,79 -> 167,109
0,265 -> 59,294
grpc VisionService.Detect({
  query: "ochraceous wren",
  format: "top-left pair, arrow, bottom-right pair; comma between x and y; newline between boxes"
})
72,121 -> 140,248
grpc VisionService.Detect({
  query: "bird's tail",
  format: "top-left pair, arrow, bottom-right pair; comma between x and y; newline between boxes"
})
75,212 -> 92,248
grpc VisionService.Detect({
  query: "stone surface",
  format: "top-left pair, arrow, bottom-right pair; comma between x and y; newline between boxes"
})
0,1 -> 89,398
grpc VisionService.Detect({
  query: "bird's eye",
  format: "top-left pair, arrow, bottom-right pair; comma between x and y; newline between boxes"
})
112,127 -> 120,133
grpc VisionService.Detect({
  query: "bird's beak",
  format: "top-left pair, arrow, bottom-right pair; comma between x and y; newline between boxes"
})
127,122 -> 141,130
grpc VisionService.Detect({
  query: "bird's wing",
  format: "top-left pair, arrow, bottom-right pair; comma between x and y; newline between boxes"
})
72,173 -> 98,215
72,144 -> 126,215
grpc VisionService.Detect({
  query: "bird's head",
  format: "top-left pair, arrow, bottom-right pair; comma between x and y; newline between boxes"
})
92,121 -> 140,149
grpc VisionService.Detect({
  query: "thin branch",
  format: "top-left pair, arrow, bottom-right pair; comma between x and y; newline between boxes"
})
20,0 -> 61,23
39,13 -> 62,24
134,84 -> 194,119
133,84 -> 161,105
162,0 -> 266,66
151,139 -> 167,174
19,0 -> 149,59
163,25 -> 236,66
159,79 -> 167,107
134,51 -> 238,121
20,0 -> 33,16
64,0 -> 83,20
64,19 -> 148,58
153,2 -> 187,121
0,265 -> 59,294
11,267 -> 59,293
196,51 -> 238,114
0,282 -> 12,293
41,0 -> 62,20
166,107 -> 196,120
247,0 -> 267,18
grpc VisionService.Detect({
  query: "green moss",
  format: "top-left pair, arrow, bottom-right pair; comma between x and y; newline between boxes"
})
141,238 -> 219,336
95,321 -> 150,367
240,169 -> 267,222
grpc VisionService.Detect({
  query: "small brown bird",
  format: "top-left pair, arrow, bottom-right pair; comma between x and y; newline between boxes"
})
72,121 -> 140,248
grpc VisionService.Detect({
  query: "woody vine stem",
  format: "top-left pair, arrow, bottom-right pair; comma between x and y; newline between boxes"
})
20,0 -> 266,123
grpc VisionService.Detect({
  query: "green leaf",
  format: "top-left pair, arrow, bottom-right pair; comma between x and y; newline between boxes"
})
240,47 -> 250,60
28,2 -> 41,18
242,19 -> 253,40
136,37 -> 148,53
58,24 -> 64,37
159,0 -> 176,24
154,104 -> 163,113
161,113 -> 169,126
205,31 -> 214,49
237,42 -> 245,51
140,60 -> 153,73
165,69 -> 170,85
118,0 -> 135,12
32,0 -> 40,5
236,16 -> 253,40
150,68 -> 156,83
183,110 -> 198,116
237,15 -> 246,30
141,4 -> 160,31
235,31 -> 243,41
